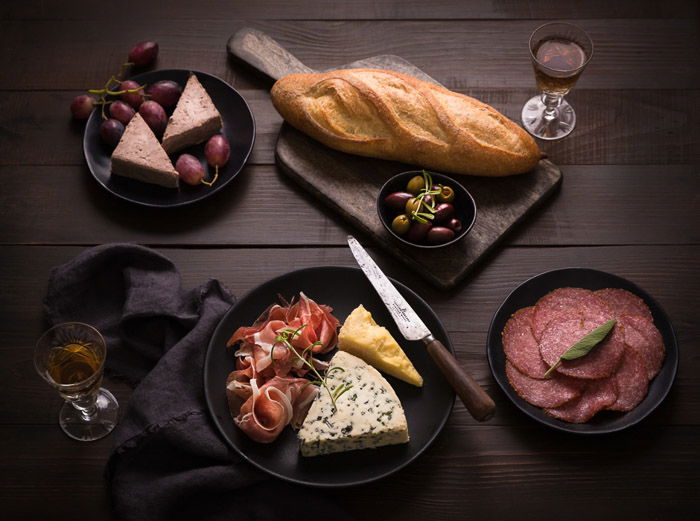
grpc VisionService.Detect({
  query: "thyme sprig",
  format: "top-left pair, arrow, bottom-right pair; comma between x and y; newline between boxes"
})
410,170 -> 442,224
274,325 -> 352,412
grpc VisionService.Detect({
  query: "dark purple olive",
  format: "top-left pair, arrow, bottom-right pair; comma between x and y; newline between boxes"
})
384,192 -> 413,214
426,226 -> 455,245
447,218 -> 463,234
422,194 -> 434,207
405,221 -> 432,242
433,203 -> 455,224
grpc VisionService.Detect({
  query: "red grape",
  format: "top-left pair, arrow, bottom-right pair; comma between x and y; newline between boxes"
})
109,100 -> 135,125
100,119 -> 125,147
120,80 -> 145,109
128,41 -> 159,67
70,94 -> 95,119
175,154 -> 204,186
147,80 -> 182,107
138,101 -> 167,136
204,135 -> 231,167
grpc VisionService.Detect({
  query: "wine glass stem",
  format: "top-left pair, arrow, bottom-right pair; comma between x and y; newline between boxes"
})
542,92 -> 562,121
70,395 -> 98,421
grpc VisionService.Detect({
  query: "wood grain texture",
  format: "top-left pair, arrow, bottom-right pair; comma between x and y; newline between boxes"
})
1,20 -> 698,90
3,0 -> 697,21
4,89 -> 698,167
1,164 -> 698,247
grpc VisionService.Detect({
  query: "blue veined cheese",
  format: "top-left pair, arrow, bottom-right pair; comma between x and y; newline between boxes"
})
297,351 -> 409,457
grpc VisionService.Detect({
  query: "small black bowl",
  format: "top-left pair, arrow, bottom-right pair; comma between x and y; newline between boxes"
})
377,170 -> 476,248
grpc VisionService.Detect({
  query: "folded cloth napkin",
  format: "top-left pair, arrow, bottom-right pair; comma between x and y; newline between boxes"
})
44,244 -> 354,521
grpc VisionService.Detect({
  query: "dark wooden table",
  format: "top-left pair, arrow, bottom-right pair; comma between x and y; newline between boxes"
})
1,1 -> 699,519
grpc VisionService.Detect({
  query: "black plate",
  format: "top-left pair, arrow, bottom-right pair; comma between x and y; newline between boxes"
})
487,268 -> 678,434
83,69 -> 255,207
204,266 -> 455,487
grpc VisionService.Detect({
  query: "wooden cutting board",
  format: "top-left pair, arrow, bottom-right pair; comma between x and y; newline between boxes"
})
228,28 -> 561,289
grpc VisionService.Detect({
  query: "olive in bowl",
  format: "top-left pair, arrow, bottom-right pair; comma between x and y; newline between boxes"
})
377,170 -> 476,248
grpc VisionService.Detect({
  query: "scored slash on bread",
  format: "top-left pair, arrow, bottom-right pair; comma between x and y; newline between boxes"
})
111,113 -> 179,188
162,74 -> 223,154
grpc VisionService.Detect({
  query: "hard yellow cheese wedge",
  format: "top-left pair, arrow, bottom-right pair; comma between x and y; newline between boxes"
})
338,305 -> 423,387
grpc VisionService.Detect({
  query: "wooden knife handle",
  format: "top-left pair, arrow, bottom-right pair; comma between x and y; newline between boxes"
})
227,27 -> 315,81
425,337 -> 496,421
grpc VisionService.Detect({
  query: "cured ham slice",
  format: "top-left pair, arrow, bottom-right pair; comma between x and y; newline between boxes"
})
233,376 -> 319,443
225,293 -> 341,443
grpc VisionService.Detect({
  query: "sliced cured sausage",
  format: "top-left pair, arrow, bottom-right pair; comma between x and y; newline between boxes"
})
532,287 -> 612,341
502,307 -> 549,379
618,314 -> 665,380
595,288 -> 653,322
606,349 -> 650,412
539,310 -> 625,379
506,361 -> 585,408
545,377 -> 618,423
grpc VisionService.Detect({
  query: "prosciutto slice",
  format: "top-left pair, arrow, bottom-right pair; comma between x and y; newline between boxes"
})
233,376 -> 319,443
225,293 -> 341,443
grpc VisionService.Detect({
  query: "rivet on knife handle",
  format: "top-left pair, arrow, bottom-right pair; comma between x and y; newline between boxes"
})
424,335 -> 496,422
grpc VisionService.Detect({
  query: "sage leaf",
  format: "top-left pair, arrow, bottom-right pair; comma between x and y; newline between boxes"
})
543,318 -> 617,377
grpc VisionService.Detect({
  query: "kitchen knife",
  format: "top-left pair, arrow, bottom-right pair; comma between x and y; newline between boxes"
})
347,236 -> 496,421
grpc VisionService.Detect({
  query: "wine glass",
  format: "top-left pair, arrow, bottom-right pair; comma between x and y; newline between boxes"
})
34,322 -> 119,441
521,22 -> 593,140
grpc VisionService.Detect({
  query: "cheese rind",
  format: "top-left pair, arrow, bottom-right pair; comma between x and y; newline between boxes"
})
298,351 -> 409,457
338,305 -> 423,387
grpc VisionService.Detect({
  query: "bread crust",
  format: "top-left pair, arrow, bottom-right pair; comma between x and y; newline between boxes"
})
271,69 -> 541,177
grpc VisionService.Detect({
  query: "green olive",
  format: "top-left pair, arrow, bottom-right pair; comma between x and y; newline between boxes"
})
405,197 -> 422,216
391,214 -> 411,235
437,185 -> 455,203
406,175 -> 425,195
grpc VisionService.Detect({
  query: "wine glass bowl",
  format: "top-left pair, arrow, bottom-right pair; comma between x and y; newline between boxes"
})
521,22 -> 593,140
34,322 -> 119,441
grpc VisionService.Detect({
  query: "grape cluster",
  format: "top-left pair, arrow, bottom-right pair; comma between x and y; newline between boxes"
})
175,135 -> 231,186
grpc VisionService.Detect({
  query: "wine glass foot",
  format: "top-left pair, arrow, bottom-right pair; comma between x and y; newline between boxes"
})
521,95 -> 576,140
59,388 -> 119,441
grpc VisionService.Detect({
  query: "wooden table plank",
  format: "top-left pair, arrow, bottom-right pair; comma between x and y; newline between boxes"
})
1,165 -> 697,246
3,0 -> 697,21
3,89 -> 698,168
1,20 -> 698,90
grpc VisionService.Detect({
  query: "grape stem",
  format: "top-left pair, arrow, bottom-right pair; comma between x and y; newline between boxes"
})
201,166 -> 219,186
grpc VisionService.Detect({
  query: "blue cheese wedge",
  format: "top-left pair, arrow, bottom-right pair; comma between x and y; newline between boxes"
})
297,351 -> 409,457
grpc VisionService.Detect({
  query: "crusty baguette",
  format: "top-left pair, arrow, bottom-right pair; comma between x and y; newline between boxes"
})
271,69 -> 541,177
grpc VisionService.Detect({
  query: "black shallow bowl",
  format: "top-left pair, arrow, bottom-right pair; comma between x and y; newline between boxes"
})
84,69 -> 255,207
377,170 -> 476,248
487,268 -> 679,434
204,266 -> 455,487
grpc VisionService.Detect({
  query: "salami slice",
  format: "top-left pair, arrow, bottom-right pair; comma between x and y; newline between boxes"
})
545,377 -> 618,423
532,287 -> 612,341
502,307 -> 550,379
506,361 -> 585,408
595,288 -> 653,322
606,349 -> 650,412
618,314 -> 665,380
539,310 -> 625,379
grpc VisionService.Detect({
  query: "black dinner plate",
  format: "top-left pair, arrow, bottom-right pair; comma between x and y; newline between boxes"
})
487,268 -> 678,434
204,266 -> 455,487
83,69 -> 255,207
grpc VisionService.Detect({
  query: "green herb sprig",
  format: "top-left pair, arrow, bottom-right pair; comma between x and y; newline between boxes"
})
544,318 -> 617,377
410,170 -> 442,224
274,325 -> 352,412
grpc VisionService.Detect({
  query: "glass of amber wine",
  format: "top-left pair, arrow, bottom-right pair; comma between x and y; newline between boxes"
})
34,322 -> 119,441
521,22 -> 593,140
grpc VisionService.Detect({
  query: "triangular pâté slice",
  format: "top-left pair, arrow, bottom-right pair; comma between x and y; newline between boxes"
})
297,351 -> 409,457
339,304 -> 423,386
111,113 -> 179,188
161,74 -> 222,154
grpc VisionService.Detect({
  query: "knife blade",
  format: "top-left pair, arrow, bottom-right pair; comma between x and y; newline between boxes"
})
347,236 -> 495,421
